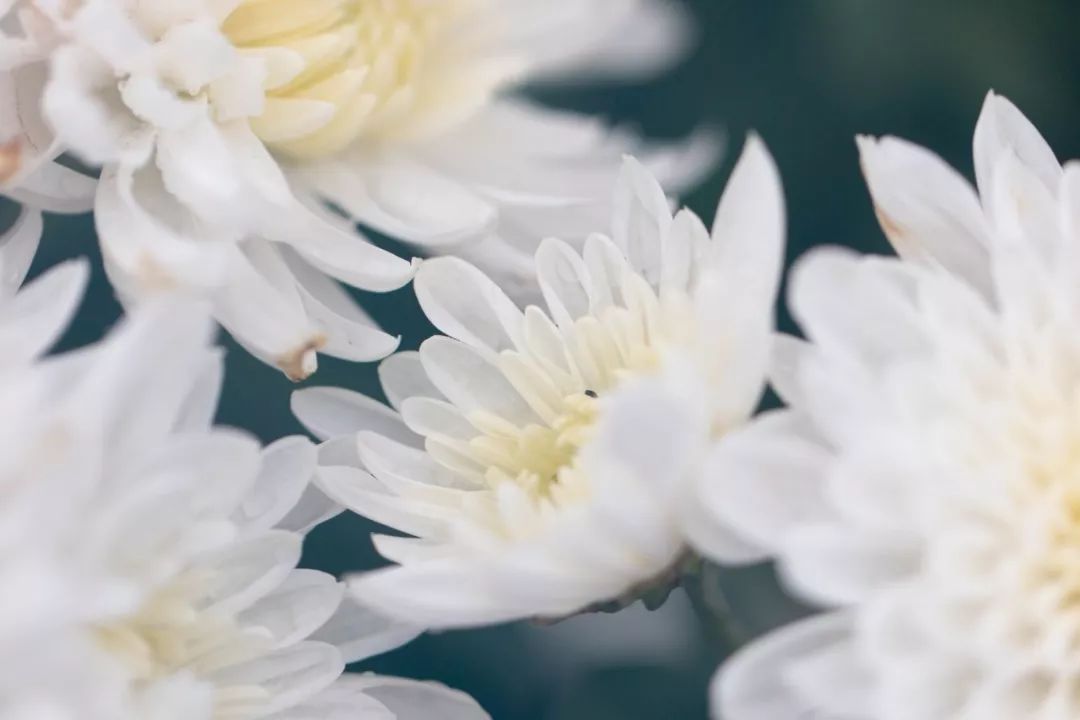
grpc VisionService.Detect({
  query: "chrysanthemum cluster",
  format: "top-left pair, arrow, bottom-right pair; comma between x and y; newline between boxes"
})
4,1 -> 1077,718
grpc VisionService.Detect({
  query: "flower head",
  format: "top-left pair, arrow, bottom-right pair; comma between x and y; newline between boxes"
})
292,139 -> 784,628
16,0 -> 713,378
696,94 -> 1080,720
0,299 -> 488,720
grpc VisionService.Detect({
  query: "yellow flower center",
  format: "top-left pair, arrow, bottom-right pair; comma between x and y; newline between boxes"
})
429,276 -> 700,541
93,573 -> 271,718
222,0 -> 511,159
470,390 -> 601,505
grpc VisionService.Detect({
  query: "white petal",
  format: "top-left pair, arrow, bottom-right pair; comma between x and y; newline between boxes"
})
0,258 -> 88,364
342,675 -> 491,720
706,134 -> 785,313
418,336 -> 541,426
298,156 -> 497,245
378,351 -> 442,410
172,348 -> 224,432
211,641 -> 343,715
95,164 -> 232,291
291,387 -> 413,444
238,569 -> 344,650
268,201 -> 416,293
788,248 -> 926,369
202,530 -> 303,616
317,465 -> 454,539
235,436 -> 317,534
534,237 -> 593,329
275,483 -> 343,534
693,136 -> 784,425
715,613 -> 857,720
308,594 -> 421,663
857,134 -> 992,293
155,115 -> 248,228
0,206 -> 41,293
690,410 -> 831,562
358,432 -> 480,498
779,522 -> 917,606
214,244 -> 324,381
661,207 -> 707,297
346,560 -> 537,628
6,162 -> 97,214
612,156 -> 672,284
973,91 -> 1061,201
413,257 -> 524,354
280,248 -> 401,362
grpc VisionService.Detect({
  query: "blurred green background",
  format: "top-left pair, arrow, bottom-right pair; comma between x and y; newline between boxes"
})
33,1 -> 1080,717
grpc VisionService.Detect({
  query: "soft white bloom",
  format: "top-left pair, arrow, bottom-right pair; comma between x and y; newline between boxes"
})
0,300 -> 488,720
694,94 -> 1080,720
291,139 -> 784,629
18,0 -> 713,378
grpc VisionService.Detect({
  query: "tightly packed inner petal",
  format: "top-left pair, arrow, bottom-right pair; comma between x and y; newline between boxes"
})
223,0 -> 508,158
439,272 -> 688,529
92,571 -> 273,717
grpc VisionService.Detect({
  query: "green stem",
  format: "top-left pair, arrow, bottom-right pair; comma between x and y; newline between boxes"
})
682,557 -> 748,653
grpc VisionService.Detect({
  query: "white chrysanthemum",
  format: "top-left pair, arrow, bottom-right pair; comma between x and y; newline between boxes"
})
0,300 -> 489,720
693,94 -> 1080,720
17,0 -> 712,378
291,140 -> 784,628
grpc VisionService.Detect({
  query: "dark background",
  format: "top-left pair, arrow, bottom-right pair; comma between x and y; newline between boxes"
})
34,2 -> 1080,718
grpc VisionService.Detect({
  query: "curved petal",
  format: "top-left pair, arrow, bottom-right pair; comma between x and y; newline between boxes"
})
291,387 -> 413,445
341,675 -> 491,720
715,613 -> 864,720
857,134 -> 992,294
234,436 -> 317,534
688,410 -> 831,563
973,91 -> 1060,201
413,257 -> 524,353
308,594 -> 422,664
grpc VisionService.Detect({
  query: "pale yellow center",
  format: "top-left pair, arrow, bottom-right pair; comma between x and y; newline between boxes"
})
470,391 -> 602,506
93,573 -> 271,720
430,277 -> 698,539
223,0 -> 492,159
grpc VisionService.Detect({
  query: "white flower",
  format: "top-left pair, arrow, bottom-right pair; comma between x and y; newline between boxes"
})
694,94 -> 1080,720
0,300 -> 489,720
19,0 -> 713,379
291,139 -> 784,629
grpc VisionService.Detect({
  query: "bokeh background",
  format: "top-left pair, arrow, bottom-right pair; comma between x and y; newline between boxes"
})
31,2 -> 1080,717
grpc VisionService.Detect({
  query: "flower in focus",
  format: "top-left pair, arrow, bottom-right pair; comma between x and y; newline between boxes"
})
0,300 -> 488,720
18,0 -> 714,379
694,94 -> 1080,720
291,140 -> 784,628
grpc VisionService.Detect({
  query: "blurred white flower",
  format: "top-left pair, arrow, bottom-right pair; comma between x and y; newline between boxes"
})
17,0 -> 713,378
0,300 -> 488,720
291,140 -> 784,629
696,94 -> 1080,720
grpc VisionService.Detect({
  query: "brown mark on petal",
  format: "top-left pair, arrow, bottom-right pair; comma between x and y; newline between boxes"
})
872,204 -> 919,260
136,254 -> 181,293
0,139 -> 22,186
278,334 -> 326,382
